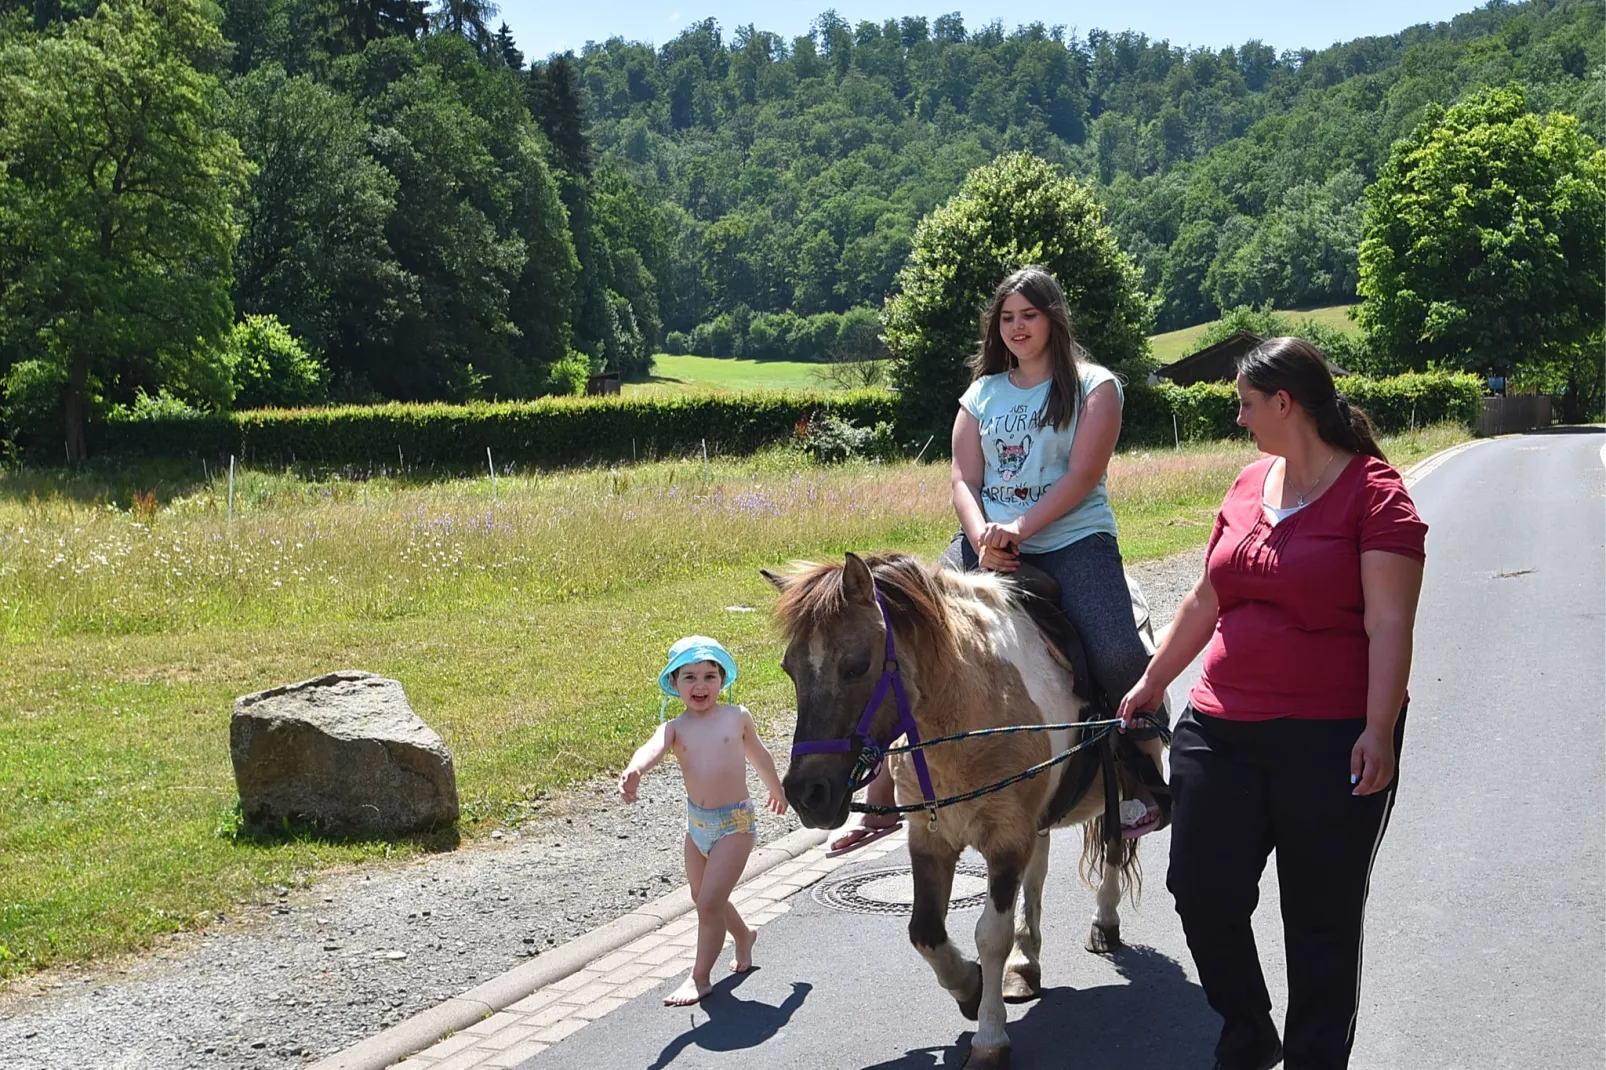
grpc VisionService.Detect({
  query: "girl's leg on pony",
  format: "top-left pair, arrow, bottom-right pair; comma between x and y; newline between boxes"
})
665,832 -> 754,1006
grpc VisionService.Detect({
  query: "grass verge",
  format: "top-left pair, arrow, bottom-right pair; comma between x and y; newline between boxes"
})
0,424 -> 1466,980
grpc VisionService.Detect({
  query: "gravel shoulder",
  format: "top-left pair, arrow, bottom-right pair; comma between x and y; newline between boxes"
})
0,550 -> 1204,1070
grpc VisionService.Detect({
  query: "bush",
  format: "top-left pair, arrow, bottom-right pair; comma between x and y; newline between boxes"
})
662,331 -> 689,355
794,412 -> 899,464
1121,370 -> 1482,447
92,390 -> 898,468
884,153 -> 1154,450
109,388 -> 205,422
1341,371 -> 1483,432
1,359 -> 67,457
221,314 -> 328,409
546,351 -> 590,396
679,307 -> 882,362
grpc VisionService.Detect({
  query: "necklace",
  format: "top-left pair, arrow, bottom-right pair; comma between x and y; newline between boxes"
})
1288,451 -> 1338,507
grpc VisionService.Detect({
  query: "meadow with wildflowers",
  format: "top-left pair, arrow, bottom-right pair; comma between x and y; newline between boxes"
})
0,425 -> 1467,978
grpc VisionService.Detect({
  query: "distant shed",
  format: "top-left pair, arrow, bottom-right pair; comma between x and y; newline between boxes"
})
585,372 -> 621,396
1153,331 -> 1265,386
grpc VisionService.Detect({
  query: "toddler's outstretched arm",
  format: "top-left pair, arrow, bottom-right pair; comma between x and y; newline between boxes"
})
739,706 -> 788,815
619,723 -> 672,803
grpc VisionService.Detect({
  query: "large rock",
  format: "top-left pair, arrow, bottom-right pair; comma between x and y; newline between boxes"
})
230,671 -> 459,835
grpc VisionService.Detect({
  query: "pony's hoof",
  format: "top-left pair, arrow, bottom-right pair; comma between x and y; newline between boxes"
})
1001,964 -> 1041,1002
963,1043 -> 1012,1069
1086,921 -> 1122,955
956,962 -> 983,1021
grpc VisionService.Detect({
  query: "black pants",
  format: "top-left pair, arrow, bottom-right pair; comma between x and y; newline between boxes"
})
1168,706 -> 1406,1070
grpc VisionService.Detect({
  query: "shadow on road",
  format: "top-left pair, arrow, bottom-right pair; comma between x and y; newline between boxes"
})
648,975 -> 812,1069
856,945 -> 1216,1069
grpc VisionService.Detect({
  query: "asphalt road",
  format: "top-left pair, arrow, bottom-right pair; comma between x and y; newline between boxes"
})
518,429 -> 1606,1070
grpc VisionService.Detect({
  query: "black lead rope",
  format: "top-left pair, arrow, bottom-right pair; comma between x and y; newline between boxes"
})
848,712 -> 1169,817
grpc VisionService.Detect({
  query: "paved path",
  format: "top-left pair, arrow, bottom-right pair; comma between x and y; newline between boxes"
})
388,430 -> 1605,1070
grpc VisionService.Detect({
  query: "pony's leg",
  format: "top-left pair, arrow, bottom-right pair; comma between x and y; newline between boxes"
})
909,840 -> 981,1019
1087,838 -> 1125,954
1003,831 -> 1049,1001
968,852 -> 1023,1069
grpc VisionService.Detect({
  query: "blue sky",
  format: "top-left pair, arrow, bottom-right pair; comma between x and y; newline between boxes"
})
496,1 -> 1485,64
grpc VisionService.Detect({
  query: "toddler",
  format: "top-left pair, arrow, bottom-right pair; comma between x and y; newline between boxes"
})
619,636 -> 787,1006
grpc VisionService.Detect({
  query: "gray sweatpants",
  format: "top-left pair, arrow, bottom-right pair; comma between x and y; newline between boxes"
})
937,530 -> 1165,738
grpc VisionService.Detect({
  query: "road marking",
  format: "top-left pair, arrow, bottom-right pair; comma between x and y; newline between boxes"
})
1598,442 -> 1605,470
1403,438 -> 1488,488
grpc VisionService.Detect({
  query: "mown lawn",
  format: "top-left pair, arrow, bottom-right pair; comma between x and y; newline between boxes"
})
624,354 -> 860,395
0,424 -> 1465,980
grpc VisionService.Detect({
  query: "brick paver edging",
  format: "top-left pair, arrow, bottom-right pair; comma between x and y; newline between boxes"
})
306,825 -> 830,1070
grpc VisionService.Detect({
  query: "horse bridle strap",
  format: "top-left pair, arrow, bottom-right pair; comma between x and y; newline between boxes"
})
789,589 -> 940,825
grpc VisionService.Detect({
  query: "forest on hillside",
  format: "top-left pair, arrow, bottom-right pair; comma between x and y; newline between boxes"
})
575,0 -> 1601,336
0,0 -> 1600,454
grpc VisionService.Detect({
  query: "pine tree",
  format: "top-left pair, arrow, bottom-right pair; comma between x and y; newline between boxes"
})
493,20 -> 521,70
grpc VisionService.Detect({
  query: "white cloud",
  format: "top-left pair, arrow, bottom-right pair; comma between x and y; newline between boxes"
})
668,10 -> 681,21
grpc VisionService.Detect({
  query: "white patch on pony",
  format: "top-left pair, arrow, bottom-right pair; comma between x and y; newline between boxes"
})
807,632 -> 827,674
968,594 -> 1085,798
917,939 -> 974,997
973,897 -> 1015,1050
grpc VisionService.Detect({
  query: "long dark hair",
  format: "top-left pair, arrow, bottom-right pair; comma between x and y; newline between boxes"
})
967,265 -> 1085,432
1237,337 -> 1385,461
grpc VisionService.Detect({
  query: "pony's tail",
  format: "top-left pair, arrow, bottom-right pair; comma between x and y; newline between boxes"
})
1080,822 -> 1144,905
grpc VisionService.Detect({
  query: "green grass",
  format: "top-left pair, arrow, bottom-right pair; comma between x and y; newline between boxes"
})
626,353 -> 868,395
633,310 -> 1360,396
1148,303 -> 1358,365
0,424 -> 1466,981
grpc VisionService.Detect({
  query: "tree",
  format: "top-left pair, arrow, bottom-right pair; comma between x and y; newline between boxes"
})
429,0 -> 496,57
492,20 -> 519,70
223,64 -> 413,382
0,0 -> 249,458
815,307 -> 888,388
331,34 -> 577,399
882,152 -> 1153,447
1356,84 -> 1605,416
529,52 -> 591,178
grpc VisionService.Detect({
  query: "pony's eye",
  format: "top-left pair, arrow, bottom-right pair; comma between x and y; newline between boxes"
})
841,660 -> 870,680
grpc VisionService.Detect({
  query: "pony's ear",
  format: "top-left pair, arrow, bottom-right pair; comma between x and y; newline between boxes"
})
759,568 -> 791,592
842,552 -> 876,605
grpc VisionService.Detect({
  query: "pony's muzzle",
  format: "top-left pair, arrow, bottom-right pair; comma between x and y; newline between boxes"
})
783,757 -> 854,829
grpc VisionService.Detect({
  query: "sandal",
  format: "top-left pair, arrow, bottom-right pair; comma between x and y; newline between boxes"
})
827,823 -> 900,857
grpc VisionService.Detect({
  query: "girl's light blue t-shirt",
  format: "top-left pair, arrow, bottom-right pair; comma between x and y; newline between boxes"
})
959,364 -> 1121,554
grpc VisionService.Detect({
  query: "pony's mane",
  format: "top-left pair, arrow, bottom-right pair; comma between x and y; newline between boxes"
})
772,552 -> 976,659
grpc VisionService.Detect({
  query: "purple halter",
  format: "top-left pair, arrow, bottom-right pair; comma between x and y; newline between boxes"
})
789,588 -> 939,824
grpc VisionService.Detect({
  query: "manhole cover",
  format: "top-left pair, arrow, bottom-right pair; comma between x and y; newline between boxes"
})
813,862 -> 991,916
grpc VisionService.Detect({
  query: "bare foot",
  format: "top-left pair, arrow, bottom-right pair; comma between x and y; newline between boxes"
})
664,974 -> 711,1006
730,928 -> 757,973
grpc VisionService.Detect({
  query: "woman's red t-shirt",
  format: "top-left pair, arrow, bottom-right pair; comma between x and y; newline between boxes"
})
1188,454 -> 1428,721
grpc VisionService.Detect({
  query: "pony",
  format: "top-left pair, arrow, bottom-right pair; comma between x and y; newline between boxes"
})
764,551 -> 1144,1070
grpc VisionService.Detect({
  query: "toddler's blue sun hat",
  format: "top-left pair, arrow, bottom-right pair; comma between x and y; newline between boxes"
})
658,635 -> 738,698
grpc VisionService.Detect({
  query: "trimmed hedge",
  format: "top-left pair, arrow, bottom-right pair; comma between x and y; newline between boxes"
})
92,391 -> 896,468
1122,370 -> 1484,447
86,371 -> 1481,468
